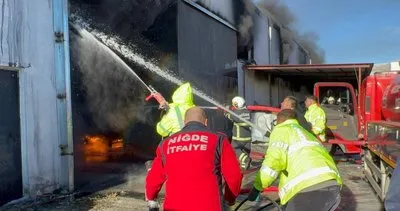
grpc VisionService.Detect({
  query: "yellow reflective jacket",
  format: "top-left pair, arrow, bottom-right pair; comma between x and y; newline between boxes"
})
305,103 -> 327,142
253,119 -> 342,205
156,83 -> 195,137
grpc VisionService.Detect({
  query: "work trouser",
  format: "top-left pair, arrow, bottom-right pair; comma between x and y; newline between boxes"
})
231,140 -> 252,170
282,185 -> 340,211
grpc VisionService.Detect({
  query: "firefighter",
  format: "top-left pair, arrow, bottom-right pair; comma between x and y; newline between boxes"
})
156,82 -> 195,138
145,107 -> 243,211
224,96 -> 252,170
304,95 -> 327,142
145,83 -> 195,173
280,96 -> 312,134
247,109 -> 342,211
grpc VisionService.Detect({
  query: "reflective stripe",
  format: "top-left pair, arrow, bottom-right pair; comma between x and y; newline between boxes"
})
294,127 -> 307,142
239,153 -> 247,162
158,123 -> 170,136
239,153 -> 249,168
174,107 -> 184,129
260,165 -> 279,178
235,124 -> 241,138
232,136 -> 251,141
270,142 -> 289,150
279,166 -> 338,199
236,122 -> 249,126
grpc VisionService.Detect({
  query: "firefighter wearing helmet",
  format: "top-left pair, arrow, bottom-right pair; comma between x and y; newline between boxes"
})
224,96 -> 252,170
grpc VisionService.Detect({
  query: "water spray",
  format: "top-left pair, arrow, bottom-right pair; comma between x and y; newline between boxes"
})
69,21 -> 269,136
69,23 -> 153,94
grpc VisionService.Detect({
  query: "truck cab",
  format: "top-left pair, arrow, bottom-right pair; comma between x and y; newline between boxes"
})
314,82 -> 360,154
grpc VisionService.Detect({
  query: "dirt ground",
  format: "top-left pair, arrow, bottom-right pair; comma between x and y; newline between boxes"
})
2,144 -> 384,211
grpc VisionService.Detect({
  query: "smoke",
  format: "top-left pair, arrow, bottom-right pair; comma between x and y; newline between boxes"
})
279,27 -> 294,64
123,164 -> 147,189
68,0 -> 180,134
297,32 -> 326,64
258,0 -> 295,64
70,0 -> 174,44
70,27 -> 149,133
238,0 -> 325,64
238,1 -> 256,46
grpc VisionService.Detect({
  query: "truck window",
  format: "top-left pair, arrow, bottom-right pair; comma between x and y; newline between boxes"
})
319,86 -> 354,115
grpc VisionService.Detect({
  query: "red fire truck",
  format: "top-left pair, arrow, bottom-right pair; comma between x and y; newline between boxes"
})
243,63 -> 400,200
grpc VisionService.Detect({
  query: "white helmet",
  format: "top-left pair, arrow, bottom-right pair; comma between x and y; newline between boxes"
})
328,96 -> 335,105
232,96 -> 246,109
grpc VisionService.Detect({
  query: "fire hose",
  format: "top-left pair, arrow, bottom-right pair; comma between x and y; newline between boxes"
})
234,194 -> 282,211
234,154 -> 282,211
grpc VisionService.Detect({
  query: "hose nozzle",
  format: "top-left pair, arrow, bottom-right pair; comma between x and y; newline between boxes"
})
145,86 -> 169,110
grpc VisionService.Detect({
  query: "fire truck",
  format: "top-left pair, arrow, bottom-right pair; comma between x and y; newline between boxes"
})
242,63 -> 400,201
313,69 -> 400,201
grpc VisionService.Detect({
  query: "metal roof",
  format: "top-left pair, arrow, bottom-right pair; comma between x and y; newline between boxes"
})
244,63 -> 374,80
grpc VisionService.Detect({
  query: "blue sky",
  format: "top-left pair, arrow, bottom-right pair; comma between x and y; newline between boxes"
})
257,0 -> 400,64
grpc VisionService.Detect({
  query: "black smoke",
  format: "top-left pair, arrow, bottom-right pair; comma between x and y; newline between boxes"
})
237,0 -> 325,64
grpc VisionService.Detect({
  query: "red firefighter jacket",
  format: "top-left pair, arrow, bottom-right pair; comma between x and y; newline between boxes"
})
145,121 -> 243,211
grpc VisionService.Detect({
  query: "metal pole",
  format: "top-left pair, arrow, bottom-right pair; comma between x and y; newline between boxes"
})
52,0 -> 74,192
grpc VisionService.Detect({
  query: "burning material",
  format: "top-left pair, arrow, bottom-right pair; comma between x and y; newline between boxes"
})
83,135 -> 124,163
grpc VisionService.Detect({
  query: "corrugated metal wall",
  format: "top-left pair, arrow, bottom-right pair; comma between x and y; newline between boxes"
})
253,11 -> 270,65
0,0 -> 70,199
241,9 -> 313,108
177,0 -> 237,132
270,26 -> 281,65
196,0 -> 235,24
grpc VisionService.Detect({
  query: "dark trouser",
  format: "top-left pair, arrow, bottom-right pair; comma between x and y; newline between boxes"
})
231,140 -> 252,169
385,158 -> 400,211
282,185 -> 341,211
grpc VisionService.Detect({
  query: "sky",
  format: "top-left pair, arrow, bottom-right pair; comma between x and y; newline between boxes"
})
257,0 -> 400,64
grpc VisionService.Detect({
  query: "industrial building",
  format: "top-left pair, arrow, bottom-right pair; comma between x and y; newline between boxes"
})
0,0 -> 313,205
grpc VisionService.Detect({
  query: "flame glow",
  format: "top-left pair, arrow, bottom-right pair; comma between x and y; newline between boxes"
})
83,135 -> 124,163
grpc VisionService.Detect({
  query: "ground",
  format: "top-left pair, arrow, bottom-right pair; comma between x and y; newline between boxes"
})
2,144 -> 384,211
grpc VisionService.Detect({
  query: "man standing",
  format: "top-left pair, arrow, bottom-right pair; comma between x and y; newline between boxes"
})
304,95 -> 327,142
280,96 -> 312,133
146,107 -> 243,211
145,83 -> 196,173
156,82 -> 195,138
225,96 -> 252,170
248,109 -> 342,211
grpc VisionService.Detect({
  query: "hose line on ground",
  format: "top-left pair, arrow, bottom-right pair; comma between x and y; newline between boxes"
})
233,196 -> 282,211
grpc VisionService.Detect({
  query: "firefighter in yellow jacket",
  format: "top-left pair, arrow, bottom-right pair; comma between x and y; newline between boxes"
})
248,109 -> 342,211
304,95 -> 327,142
156,83 -> 195,138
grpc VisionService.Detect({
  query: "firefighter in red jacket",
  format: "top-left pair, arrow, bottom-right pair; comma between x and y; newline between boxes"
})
145,107 -> 243,211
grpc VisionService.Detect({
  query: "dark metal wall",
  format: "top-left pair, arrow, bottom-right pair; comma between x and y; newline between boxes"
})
69,0 -> 179,188
177,1 -> 238,133
69,1 -> 239,189
0,70 -> 22,206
